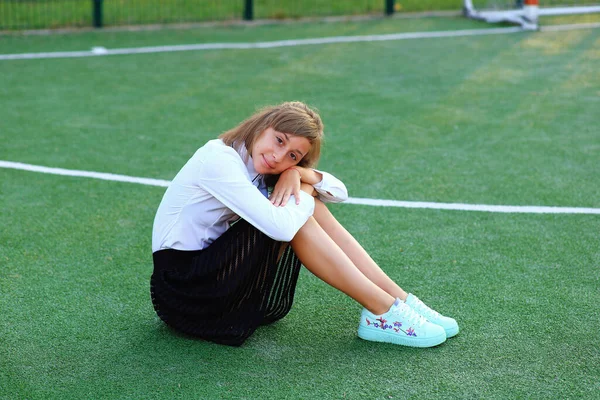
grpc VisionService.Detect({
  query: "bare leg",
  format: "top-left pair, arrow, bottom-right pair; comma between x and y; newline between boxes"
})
277,243 -> 289,262
312,199 -> 408,301
290,216 -> 394,315
293,195 -> 459,341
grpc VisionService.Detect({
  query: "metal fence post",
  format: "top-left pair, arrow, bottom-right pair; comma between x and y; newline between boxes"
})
244,0 -> 253,20
93,0 -> 103,28
385,0 -> 395,15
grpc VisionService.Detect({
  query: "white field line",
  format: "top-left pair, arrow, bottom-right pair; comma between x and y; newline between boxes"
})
0,27 -> 524,61
2,160 -> 599,215
344,197 -> 600,214
539,21 -> 600,32
0,160 -> 170,187
2,23 -> 599,61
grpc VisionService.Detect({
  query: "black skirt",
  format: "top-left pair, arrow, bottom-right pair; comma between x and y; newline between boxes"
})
150,220 -> 302,346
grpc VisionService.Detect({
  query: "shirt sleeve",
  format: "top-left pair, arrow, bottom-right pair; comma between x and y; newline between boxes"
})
311,169 -> 348,204
197,148 -> 315,242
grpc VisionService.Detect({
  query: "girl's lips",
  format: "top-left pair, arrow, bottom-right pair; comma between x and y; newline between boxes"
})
262,155 -> 274,169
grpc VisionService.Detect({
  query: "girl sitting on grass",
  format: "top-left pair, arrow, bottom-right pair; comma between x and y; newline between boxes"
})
151,101 -> 458,347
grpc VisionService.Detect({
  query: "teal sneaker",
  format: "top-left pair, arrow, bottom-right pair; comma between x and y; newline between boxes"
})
357,299 -> 447,348
404,294 -> 459,338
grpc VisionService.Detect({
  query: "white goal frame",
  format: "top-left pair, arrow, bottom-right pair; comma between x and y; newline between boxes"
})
463,0 -> 600,30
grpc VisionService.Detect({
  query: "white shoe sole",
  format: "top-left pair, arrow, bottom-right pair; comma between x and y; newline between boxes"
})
357,325 -> 447,348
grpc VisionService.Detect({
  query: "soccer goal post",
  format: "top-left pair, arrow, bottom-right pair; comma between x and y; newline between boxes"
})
463,0 -> 600,29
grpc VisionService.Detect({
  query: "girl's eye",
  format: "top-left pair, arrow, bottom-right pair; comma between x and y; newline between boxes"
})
290,153 -> 297,161
276,137 -> 283,144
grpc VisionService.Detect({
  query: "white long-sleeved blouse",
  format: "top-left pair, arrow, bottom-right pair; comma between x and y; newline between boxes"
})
152,139 -> 348,252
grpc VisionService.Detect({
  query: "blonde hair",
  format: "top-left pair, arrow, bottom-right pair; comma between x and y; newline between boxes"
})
219,101 -> 324,168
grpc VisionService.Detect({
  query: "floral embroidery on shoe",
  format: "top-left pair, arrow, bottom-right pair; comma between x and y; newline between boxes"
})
376,318 -> 393,330
365,317 -> 416,337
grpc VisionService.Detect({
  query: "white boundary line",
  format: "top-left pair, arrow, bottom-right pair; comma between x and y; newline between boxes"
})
2,160 -> 599,215
539,21 -> 600,32
0,27 -> 524,61
1,23 -> 599,61
0,160 -> 170,187
344,197 -> 600,214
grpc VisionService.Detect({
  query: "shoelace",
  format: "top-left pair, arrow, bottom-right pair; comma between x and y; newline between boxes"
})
410,297 -> 440,320
392,303 -> 427,327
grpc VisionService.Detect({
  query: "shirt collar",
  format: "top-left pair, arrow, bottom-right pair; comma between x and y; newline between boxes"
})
232,140 -> 259,179
233,141 -> 268,197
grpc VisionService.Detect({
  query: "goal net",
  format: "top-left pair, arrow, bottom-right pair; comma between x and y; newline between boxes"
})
464,0 -> 600,29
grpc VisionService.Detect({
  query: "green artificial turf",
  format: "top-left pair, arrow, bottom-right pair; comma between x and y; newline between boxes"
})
0,16 -> 483,54
1,17 -> 599,399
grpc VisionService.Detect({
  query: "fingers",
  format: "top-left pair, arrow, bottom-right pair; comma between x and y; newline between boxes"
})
274,187 -> 297,207
270,186 -> 302,207
269,168 -> 303,207
270,188 -> 292,207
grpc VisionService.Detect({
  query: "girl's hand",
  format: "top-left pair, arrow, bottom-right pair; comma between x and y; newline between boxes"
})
270,168 -> 302,207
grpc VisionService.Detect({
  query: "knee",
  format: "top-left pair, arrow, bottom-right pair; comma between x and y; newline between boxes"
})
312,198 -> 337,224
300,182 -> 317,197
293,216 -> 318,242
313,197 -> 327,214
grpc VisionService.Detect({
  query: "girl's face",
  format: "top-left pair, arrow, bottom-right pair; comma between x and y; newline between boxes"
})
251,127 -> 311,175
